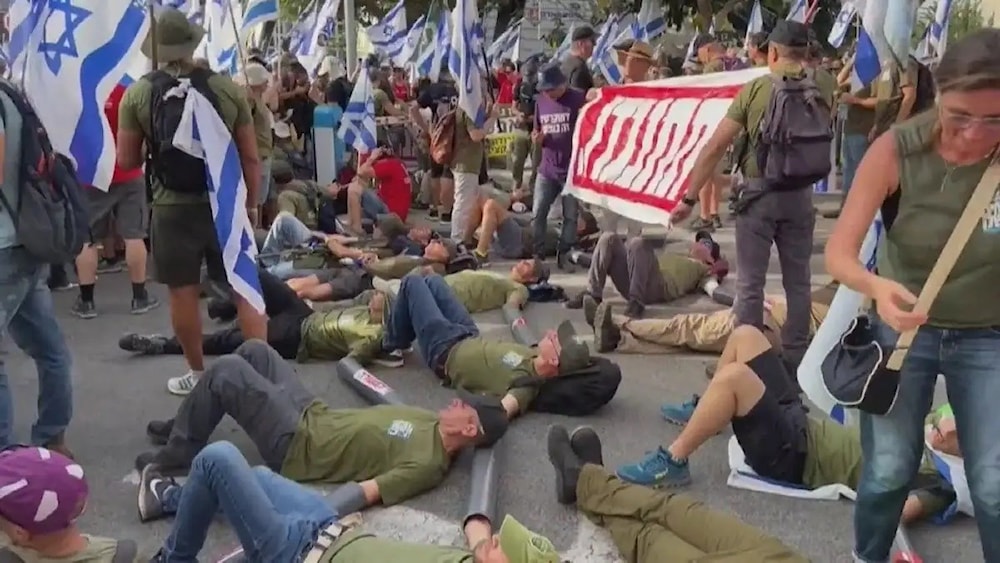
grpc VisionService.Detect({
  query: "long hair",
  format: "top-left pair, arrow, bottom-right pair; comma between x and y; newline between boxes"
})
929,29 -> 1000,144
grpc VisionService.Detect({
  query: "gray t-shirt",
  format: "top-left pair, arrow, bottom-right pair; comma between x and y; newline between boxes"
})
560,55 -> 594,91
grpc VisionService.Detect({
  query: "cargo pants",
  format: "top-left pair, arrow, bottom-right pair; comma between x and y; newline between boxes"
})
587,234 -> 667,306
510,133 -> 540,192
577,464 -> 807,562
733,188 -> 815,365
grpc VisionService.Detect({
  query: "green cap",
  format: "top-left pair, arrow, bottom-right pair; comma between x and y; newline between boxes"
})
497,515 -> 561,563
556,320 -> 591,374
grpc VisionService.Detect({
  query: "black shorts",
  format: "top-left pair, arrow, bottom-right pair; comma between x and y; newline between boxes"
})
731,348 -> 808,485
429,161 -> 453,180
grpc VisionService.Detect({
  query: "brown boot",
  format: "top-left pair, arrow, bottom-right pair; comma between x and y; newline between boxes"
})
44,433 -> 74,460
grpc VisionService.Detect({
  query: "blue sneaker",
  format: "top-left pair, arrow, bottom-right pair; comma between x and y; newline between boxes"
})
661,395 -> 700,426
616,447 -> 691,488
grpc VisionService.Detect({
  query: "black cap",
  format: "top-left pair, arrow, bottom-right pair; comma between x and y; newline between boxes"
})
571,26 -> 597,42
457,389 -> 509,448
530,258 -> 551,282
692,33 -> 718,52
768,20 -> 810,48
748,31 -> 769,49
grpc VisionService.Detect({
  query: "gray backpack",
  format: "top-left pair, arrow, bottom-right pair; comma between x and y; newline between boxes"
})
0,539 -> 137,562
755,71 -> 833,191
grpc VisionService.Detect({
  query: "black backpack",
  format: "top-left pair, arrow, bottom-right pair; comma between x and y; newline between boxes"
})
909,56 -> 936,114
0,81 -> 89,263
0,539 -> 137,563
511,356 -> 621,416
146,67 -> 220,194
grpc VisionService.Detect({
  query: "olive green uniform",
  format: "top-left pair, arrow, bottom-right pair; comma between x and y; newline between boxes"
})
297,305 -> 383,362
871,60 -> 918,138
281,403 -> 450,505
450,110 -> 484,174
119,69 -> 253,287
444,340 -> 539,409
276,179 -> 322,229
445,270 -> 528,313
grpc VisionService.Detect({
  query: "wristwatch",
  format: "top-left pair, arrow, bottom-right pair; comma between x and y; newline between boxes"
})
681,195 -> 698,206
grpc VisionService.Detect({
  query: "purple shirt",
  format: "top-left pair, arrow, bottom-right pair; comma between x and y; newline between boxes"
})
534,88 -> 587,182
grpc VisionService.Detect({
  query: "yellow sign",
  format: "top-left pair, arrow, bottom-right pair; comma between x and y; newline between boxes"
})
487,132 -> 518,158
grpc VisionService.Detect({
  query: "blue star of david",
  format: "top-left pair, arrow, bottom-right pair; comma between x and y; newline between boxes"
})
383,24 -> 393,36
38,0 -> 92,75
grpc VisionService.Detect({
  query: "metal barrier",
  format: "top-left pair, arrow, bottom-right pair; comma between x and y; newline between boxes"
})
335,356 -> 406,406
503,304 -> 540,347
464,444 -> 503,526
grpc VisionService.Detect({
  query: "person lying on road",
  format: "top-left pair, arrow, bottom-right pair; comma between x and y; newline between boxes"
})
614,326 -> 957,525
120,269 -> 401,365
136,340 -> 508,511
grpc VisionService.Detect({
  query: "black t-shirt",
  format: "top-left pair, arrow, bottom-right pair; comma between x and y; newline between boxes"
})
561,55 -> 594,91
417,81 -> 459,123
325,77 -> 353,111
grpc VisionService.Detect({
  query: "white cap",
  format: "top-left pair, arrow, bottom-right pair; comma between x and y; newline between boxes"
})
317,56 -> 345,79
242,63 -> 270,87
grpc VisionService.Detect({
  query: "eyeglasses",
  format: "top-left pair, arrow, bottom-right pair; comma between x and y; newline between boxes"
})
940,107 -> 1000,131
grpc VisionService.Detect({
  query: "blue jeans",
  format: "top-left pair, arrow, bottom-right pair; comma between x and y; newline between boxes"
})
840,133 -> 869,196
532,176 -> 579,256
0,248 -> 73,447
854,318 -> 1000,562
259,213 -> 328,280
161,441 -> 335,562
359,189 -> 389,222
383,274 -> 478,370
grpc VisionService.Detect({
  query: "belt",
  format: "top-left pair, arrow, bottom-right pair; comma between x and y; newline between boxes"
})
302,522 -> 346,563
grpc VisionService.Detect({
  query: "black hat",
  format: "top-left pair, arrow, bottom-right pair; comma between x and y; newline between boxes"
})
692,33 -> 718,52
748,31 -> 769,49
571,26 -> 597,42
457,389 -> 509,448
768,20 -> 810,48
530,258 -> 551,282
536,63 -> 567,91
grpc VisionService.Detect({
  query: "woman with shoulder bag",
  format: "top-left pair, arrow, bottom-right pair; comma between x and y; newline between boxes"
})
825,30 -> 1000,563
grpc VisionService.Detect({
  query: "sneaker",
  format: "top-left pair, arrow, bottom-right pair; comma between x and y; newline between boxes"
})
119,333 -> 168,355
711,215 -> 723,229
582,294 -> 599,328
661,395 -> 701,426
689,217 -> 714,232
821,209 -> 841,219
616,447 -> 691,488
146,419 -> 174,446
372,349 -> 404,368
135,446 -> 193,474
206,298 -> 237,321
48,281 -> 78,292
556,248 -> 574,273
439,212 -> 452,224
546,425 -> 582,505
71,298 -> 97,319
429,207 -> 439,219
138,464 -> 178,523
97,258 -> 123,274
472,250 -> 490,267
569,426 -> 603,466
43,433 -> 74,460
131,295 -> 161,315
167,372 -> 199,396
593,301 -> 621,353
623,300 -> 645,319
565,291 -> 597,310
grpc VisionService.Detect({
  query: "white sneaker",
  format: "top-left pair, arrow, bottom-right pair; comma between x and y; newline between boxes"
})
167,371 -> 199,396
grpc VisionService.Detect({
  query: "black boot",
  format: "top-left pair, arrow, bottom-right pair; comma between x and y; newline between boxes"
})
146,419 -> 174,446
593,302 -> 621,353
546,425 -> 583,505
556,248 -> 574,272
569,426 -> 604,466
582,294 -> 600,328
207,298 -> 238,322
623,300 -> 645,319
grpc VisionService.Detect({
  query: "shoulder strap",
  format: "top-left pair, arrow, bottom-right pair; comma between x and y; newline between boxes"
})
888,156 -> 1000,369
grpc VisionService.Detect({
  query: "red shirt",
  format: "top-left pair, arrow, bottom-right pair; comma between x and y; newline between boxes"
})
372,158 -> 411,221
391,81 -> 410,103
496,71 -> 516,105
105,84 -> 143,184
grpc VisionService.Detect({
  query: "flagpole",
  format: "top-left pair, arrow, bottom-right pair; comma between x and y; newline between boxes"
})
225,0 -> 249,72
148,0 -> 159,70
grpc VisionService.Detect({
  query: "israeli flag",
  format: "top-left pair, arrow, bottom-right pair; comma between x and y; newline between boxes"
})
635,0 -> 666,41
8,0 -> 148,191
786,0 -> 808,22
685,20 -> 715,61
913,26 -> 934,63
295,0 -> 342,76
744,0 -> 764,49
171,82 -> 265,314
448,0 -> 486,127
187,2 -> 204,26
153,0 -> 192,14
393,15 -> 426,67
338,66 -> 377,153
929,0 -> 953,58
416,11 -> 449,82
552,24 -> 575,61
883,0 -> 921,63
486,20 -> 521,67
205,0 -> 243,74
828,1 -> 857,49
591,14 -> 623,84
242,0 -> 278,32
852,0 -> 889,90
368,0 -> 408,61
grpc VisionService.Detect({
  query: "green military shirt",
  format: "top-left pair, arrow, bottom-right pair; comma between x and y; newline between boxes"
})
726,63 -> 837,178
297,305 -> 383,362
119,67 -> 252,206
366,255 -> 439,279
658,254 -> 710,300
373,88 -> 391,117
451,109 -> 485,174
872,59 -> 918,137
251,97 -> 273,159
446,270 -> 528,313
843,85 -> 876,136
281,403 -> 450,505
276,180 -> 320,229
444,339 -> 539,409
5,535 -> 147,562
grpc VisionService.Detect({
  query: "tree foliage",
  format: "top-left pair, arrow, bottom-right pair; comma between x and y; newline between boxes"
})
915,0 -> 994,46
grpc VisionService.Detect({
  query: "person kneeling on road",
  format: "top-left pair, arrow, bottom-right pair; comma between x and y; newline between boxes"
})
545,425 -> 808,562
137,340 -> 508,510
566,231 -> 729,318
383,273 -> 610,419
139,441 -> 558,562
614,326 -> 957,524
120,269 -> 401,365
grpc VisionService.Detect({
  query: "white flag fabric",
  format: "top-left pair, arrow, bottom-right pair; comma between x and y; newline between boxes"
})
338,66 -> 378,153
171,81 -> 265,313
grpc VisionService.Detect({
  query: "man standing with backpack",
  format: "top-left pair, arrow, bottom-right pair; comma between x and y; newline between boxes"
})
670,21 -> 836,370
116,9 -> 267,396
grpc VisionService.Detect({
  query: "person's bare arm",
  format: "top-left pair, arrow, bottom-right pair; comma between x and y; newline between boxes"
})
409,105 -> 430,132
825,132 -> 898,296
842,93 -> 878,109
326,237 -> 365,259
463,517 -> 494,550
468,108 -> 500,142
897,86 -> 917,122
116,86 -> 146,170
680,118 -> 742,201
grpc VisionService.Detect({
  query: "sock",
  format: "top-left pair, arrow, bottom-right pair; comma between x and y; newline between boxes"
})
79,284 -> 95,303
473,249 -> 487,258
132,282 -> 147,300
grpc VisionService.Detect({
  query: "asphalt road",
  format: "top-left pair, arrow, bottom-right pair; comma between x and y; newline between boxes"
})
0,207 -> 982,562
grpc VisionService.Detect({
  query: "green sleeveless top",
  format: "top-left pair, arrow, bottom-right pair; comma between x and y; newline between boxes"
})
877,111 -> 1000,327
